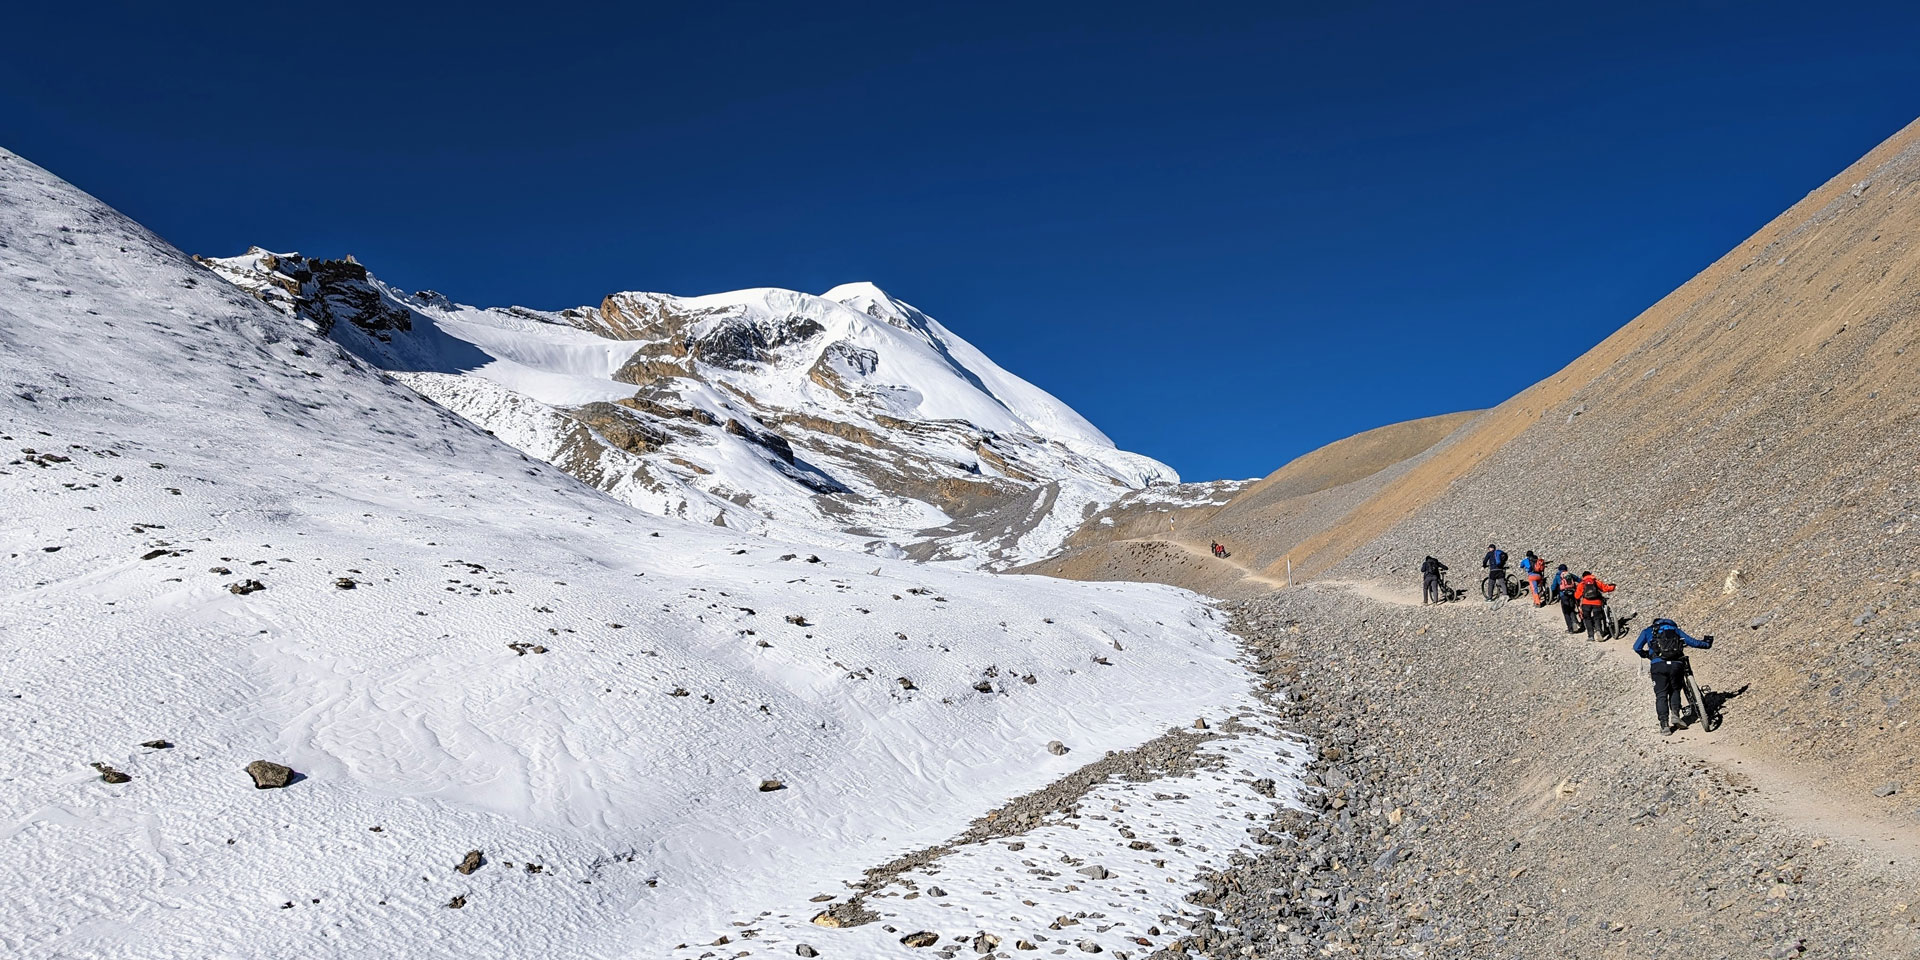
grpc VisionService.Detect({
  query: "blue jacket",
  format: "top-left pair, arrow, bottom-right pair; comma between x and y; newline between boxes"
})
1633,623 -> 1712,665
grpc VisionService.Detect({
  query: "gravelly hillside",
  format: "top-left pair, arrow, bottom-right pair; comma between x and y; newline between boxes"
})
1182,585 -> 1919,960
1331,117 -> 1920,804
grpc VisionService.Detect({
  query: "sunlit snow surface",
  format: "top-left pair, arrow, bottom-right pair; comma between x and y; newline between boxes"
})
202,247 -> 1177,569
0,150 -> 1302,958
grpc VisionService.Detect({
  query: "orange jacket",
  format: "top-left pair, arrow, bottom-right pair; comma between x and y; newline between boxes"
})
1576,575 -> 1616,606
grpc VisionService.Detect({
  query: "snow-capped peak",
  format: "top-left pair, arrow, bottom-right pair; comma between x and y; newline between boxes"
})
201,251 -> 1173,567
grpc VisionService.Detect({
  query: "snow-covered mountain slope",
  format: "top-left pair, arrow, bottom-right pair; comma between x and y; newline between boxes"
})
0,149 -> 1298,959
201,250 -> 1174,568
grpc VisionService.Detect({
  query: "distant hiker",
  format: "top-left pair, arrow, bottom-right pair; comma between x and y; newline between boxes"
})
1211,541 -> 1220,557
1576,571 -> 1616,639
1420,555 -> 1450,604
1554,565 -> 1579,631
1482,543 -> 1508,601
1634,618 -> 1713,735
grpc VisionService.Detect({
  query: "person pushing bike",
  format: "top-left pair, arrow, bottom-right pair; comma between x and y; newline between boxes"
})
1482,543 -> 1509,602
1553,564 -> 1580,631
1576,570 -> 1615,640
1633,617 -> 1714,735
1420,555 -> 1450,604
1520,551 -> 1549,606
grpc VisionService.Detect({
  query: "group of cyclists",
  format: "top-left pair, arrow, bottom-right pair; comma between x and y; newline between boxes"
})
1418,544 -> 1718,736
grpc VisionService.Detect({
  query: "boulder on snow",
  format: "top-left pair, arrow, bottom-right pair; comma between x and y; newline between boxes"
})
1047,740 -> 1069,756
245,760 -> 294,789
227,579 -> 266,595
759,779 -> 786,792
91,762 -> 131,784
456,850 -> 485,875
900,931 -> 939,948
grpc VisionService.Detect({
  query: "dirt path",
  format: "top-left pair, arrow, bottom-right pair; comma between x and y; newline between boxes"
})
1312,578 -> 1920,880
1122,536 -> 1293,591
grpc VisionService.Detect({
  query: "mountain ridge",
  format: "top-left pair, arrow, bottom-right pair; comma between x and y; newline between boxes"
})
200,247 -> 1174,568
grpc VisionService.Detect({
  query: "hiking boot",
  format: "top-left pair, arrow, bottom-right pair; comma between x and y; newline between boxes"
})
1661,723 -> 1674,736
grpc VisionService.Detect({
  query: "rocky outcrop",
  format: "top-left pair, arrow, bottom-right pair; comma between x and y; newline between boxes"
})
609,355 -> 693,387
201,250 -> 413,335
724,419 -> 795,465
566,402 -> 671,456
616,393 -> 719,427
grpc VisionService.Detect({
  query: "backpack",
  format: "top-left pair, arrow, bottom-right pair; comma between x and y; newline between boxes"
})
1581,580 -> 1602,601
1490,549 -> 1506,568
1650,621 -> 1687,660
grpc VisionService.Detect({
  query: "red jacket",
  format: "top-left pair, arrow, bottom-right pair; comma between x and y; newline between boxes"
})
1577,575 -> 1616,606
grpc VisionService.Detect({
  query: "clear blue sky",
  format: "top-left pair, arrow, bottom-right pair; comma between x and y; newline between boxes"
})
6,1 -> 1918,481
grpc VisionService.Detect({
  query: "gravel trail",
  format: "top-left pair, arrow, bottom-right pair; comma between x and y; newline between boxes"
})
1160,584 -> 1920,959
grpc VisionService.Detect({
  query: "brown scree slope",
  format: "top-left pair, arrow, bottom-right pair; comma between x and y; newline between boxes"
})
1046,116 -> 1920,816
1328,117 -> 1920,806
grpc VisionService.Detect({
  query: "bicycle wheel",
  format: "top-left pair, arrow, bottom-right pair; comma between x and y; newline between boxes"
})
1481,576 -> 1496,601
1684,669 -> 1717,732
1602,609 -> 1617,639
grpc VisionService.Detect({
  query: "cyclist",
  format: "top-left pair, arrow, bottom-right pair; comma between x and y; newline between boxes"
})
1482,544 -> 1509,601
1633,618 -> 1714,735
1520,551 -> 1548,606
1420,555 -> 1449,604
1553,565 -> 1580,631
1576,570 -> 1616,639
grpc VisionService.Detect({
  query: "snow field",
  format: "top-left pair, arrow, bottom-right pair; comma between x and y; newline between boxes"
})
0,147 -> 1299,960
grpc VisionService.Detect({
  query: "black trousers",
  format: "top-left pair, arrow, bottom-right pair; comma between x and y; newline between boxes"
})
1560,598 -> 1579,631
1650,660 -> 1686,726
1423,575 -> 1441,603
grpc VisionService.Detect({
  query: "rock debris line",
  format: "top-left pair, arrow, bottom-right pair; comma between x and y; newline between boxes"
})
1156,588 -> 1919,959
808,727 -> 1222,931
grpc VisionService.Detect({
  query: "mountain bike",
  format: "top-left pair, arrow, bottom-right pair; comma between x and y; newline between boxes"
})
1678,649 -> 1719,732
1582,602 -> 1618,640
1426,576 -> 1462,604
1481,572 -> 1520,602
